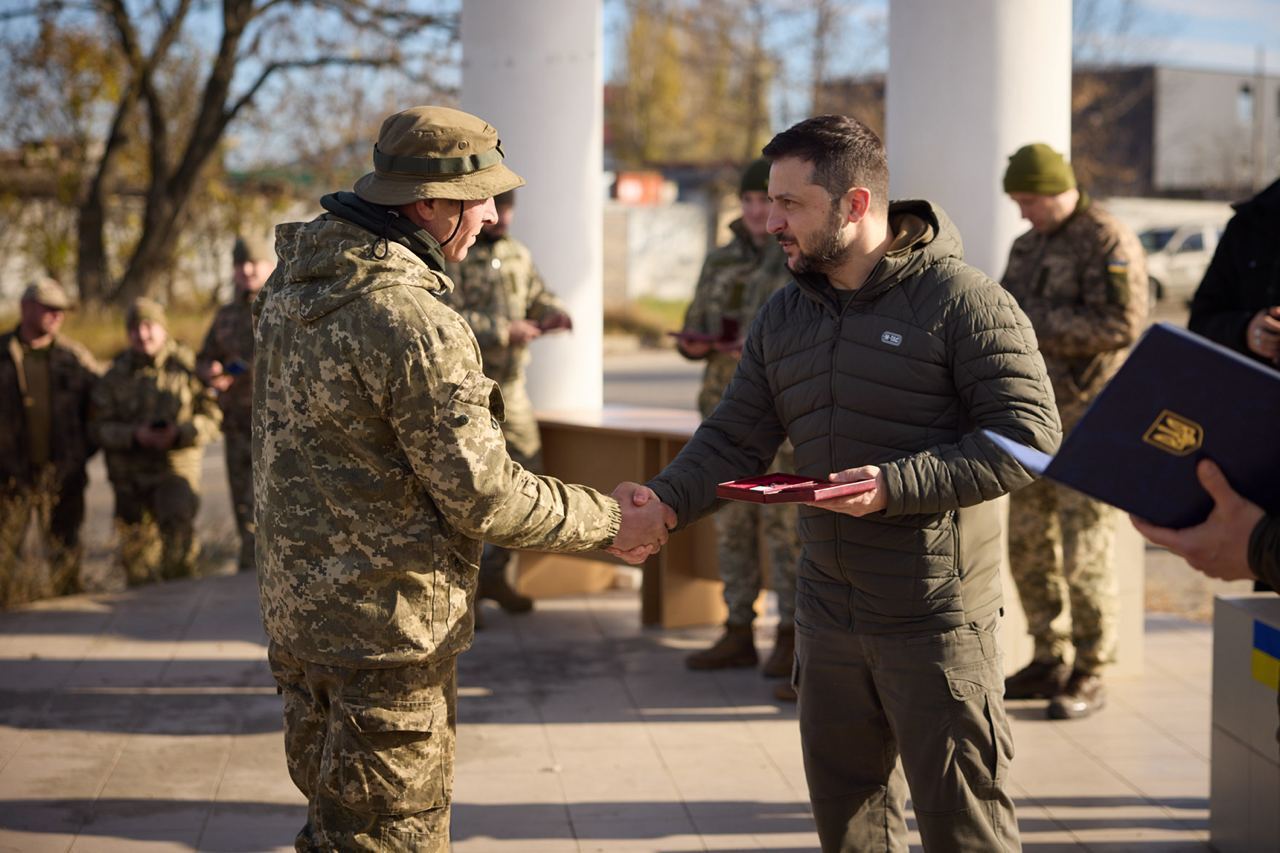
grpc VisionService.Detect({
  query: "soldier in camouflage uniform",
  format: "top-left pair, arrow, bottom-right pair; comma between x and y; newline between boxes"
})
442,189 -> 572,616
254,106 -> 672,852
1,279 -> 100,605
197,234 -> 275,572
90,298 -> 222,585
999,143 -> 1148,719
676,159 -> 801,691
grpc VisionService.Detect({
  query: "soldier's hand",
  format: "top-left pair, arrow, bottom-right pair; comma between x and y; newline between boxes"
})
540,312 -> 573,332
202,361 -> 235,393
1130,459 -> 1261,582
608,481 -> 676,562
154,422 -> 179,450
678,338 -> 712,358
805,465 -> 887,517
1246,308 -> 1280,361
509,319 -> 543,345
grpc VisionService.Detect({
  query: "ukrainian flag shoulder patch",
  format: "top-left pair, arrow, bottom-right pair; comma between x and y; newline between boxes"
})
1251,620 -> 1280,690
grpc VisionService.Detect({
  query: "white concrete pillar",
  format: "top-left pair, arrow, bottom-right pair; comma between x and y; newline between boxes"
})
461,0 -> 604,410
888,0 -> 1144,677
886,0 -> 1071,280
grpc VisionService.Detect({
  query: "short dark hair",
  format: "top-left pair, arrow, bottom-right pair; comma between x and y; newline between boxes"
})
762,115 -> 889,211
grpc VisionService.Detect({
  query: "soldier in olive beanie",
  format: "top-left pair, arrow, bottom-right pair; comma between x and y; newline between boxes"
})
739,157 -> 771,195
1003,143 -> 1077,195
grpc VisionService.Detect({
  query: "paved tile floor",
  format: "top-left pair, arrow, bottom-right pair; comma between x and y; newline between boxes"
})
0,571 -> 1214,851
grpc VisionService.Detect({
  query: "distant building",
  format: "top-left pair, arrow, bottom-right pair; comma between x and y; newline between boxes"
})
816,64 -> 1280,200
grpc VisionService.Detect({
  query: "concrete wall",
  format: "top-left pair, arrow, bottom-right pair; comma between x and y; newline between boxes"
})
603,201 -> 708,305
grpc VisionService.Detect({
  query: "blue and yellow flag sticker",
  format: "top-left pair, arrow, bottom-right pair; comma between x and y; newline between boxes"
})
1106,257 -> 1130,274
1252,620 -> 1280,690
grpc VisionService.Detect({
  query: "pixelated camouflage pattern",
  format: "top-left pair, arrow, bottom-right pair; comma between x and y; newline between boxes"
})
682,220 -> 800,622
197,294 -> 256,433
0,468 -> 86,604
269,642 -> 454,851
90,339 -> 219,582
1001,194 -> 1149,430
442,235 -> 567,385
1007,476 -> 1118,673
681,220 -> 792,419
253,216 -> 620,668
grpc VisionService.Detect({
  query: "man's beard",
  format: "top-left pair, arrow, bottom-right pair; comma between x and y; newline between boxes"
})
784,203 -> 855,275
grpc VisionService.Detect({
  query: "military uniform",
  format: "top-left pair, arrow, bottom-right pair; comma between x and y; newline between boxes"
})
0,326 -> 100,604
197,293 -> 256,570
680,220 -> 800,636
256,107 -> 624,851
90,337 -> 222,584
1002,193 -> 1148,678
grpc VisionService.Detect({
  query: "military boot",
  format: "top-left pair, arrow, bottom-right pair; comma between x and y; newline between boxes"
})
686,623 -> 758,670
1048,670 -> 1107,719
761,625 -> 795,679
477,572 -> 534,614
1004,659 -> 1071,700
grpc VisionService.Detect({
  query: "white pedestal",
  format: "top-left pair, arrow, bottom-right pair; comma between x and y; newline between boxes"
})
1210,595 -> 1280,853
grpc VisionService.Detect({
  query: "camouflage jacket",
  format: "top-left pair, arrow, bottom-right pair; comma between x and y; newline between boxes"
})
196,292 -> 255,433
0,328 -> 100,489
442,235 -> 567,384
90,339 -> 222,483
254,215 -> 621,668
1001,195 -> 1148,428
680,219 -> 791,418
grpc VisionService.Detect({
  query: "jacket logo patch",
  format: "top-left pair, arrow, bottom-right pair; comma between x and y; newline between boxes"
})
1143,409 -> 1202,456
880,331 -> 903,347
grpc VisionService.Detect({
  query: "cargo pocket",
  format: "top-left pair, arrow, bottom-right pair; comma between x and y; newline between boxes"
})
943,656 -> 1012,795
323,695 -> 452,816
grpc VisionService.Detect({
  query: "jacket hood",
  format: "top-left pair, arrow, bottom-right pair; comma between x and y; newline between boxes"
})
1233,177 -> 1280,216
793,199 -> 965,309
264,215 -> 451,325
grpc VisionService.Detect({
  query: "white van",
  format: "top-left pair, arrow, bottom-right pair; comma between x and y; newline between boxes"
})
1140,224 -> 1224,305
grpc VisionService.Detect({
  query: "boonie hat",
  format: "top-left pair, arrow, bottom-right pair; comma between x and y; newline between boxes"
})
126,297 -> 168,330
21,277 -> 72,311
1003,143 -> 1077,195
354,106 -> 526,206
232,233 -> 273,264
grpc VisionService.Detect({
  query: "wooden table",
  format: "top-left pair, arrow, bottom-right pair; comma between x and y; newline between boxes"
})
514,405 -> 725,628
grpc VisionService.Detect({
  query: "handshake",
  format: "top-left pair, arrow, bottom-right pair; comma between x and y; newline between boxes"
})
605,482 -> 677,565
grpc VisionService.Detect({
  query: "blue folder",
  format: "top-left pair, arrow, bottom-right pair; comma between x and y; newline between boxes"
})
985,322 -> 1280,529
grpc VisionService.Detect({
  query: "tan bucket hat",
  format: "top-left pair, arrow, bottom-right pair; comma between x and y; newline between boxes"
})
354,106 -> 526,205
21,277 -> 72,310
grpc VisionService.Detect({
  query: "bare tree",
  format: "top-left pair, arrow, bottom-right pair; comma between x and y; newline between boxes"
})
1,0 -> 457,307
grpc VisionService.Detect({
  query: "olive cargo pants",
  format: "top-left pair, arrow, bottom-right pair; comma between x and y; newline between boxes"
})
795,615 -> 1020,852
268,644 -> 457,852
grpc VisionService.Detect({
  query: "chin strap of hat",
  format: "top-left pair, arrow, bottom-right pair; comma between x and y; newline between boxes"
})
438,200 -> 465,247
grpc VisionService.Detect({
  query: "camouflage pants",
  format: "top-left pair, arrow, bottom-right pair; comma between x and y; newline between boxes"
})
268,643 -> 456,852
482,379 -> 544,584
1008,478 -> 1118,674
0,474 -> 86,606
111,472 -> 200,585
224,429 -> 256,571
718,448 -> 801,626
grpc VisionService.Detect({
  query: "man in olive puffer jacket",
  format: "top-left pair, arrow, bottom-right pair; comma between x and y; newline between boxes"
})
640,116 -> 1061,852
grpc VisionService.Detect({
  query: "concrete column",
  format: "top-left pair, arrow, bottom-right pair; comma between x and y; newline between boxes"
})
887,0 -> 1144,676
461,0 -> 604,410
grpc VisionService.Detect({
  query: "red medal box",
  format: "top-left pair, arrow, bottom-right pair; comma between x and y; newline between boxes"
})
715,473 -> 877,504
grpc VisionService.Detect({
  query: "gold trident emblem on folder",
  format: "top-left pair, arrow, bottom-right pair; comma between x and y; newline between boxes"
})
1142,410 -> 1203,456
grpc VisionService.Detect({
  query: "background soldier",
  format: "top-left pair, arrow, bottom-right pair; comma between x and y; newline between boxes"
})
90,298 -> 222,584
676,159 -> 800,697
1000,142 -> 1148,720
197,233 -> 275,572
442,189 -> 572,616
254,106 -> 671,851
1,279 -> 99,605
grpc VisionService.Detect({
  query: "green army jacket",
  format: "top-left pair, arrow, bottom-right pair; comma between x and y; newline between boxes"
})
679,219 -> 790,418
254,216 -> 621,668
0,328 -> 100,489
90,339 -> 222,483
442,235 -> 567,384
196,293 -> 256,433
1001,195 -> 1148,428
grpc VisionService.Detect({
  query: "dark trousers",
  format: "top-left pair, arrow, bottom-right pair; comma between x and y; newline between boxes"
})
795,614 -> 1021,852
